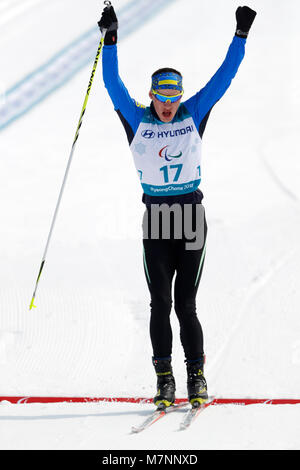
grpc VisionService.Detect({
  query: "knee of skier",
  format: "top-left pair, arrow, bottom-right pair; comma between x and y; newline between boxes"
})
150,295 -> 172,316
174,299 -> 196,320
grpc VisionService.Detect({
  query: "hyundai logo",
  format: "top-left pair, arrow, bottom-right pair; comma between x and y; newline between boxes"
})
141,129 -> 155,139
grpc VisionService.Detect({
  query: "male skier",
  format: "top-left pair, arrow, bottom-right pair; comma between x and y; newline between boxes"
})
98,4 -> 256,409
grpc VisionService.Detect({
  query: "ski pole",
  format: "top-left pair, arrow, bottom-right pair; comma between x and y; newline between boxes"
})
29,1 -> 111,310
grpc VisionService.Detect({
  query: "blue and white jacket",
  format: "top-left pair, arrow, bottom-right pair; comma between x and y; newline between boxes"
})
102,36 -> 246,206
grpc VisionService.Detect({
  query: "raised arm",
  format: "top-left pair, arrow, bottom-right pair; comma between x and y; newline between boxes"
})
98,5 -> 145,140
184,6 -> 257,134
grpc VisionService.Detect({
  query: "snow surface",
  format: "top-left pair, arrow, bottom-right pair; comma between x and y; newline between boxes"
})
0,0 -> 300,450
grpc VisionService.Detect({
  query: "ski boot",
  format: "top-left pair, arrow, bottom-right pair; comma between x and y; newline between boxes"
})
152,357 -> 176,409
186,359 -> 208,408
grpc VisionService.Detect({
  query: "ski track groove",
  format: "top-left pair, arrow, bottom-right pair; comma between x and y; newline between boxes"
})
0,0 -> 46,26
0,0 -> 178,131
259,141 -> 299,204
207,247 -> 298,379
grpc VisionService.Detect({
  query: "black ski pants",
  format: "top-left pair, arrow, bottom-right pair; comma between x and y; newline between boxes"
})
142,204 -> 207,361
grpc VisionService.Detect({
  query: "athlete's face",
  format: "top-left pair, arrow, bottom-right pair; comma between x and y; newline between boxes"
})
149,89 -> 182,123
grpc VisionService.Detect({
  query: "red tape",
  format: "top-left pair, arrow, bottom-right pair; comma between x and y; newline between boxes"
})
0,396 -> 300,405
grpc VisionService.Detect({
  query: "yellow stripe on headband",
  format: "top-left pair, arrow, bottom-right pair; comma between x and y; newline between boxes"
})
158,79 -> 179,86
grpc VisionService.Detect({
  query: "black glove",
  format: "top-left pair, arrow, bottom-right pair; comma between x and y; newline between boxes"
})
98,5 -> 118,45
235,6 -> 257,38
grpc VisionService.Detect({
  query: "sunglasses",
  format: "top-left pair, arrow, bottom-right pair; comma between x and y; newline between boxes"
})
151,89 -> 183,103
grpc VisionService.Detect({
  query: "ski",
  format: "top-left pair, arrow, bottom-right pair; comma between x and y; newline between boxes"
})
180,396 -> 215,430
131,402 -> 189,434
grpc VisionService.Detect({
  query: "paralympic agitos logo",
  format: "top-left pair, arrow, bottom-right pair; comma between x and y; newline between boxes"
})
159,146 -> 183,162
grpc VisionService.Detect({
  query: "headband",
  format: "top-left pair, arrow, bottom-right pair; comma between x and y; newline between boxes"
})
151,72 -> 183,92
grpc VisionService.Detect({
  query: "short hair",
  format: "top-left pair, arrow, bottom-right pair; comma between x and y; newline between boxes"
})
152,67 -> 182,78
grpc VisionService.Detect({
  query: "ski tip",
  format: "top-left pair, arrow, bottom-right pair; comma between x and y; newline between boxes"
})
131,426 -> 141,434
179,424 -> 188,431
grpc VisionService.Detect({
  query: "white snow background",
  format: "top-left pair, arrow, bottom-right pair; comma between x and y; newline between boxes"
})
0,0 -> 300,450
